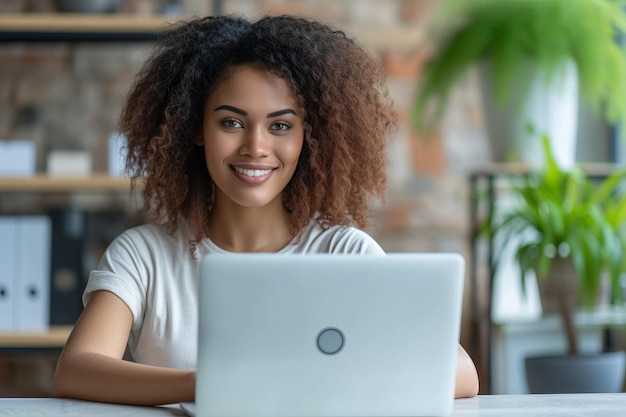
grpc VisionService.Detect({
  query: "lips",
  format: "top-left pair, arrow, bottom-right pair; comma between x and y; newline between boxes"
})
232,166 -> 273,177
230,165 -> 275,184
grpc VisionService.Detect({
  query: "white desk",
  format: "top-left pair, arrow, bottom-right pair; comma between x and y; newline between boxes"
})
0,398 -> 186,416
453,393 -> 626,416
2,394 -> 626,416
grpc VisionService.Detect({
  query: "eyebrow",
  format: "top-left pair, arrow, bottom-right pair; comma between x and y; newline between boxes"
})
267,109 -> 297,118
214,105 -> 296,118
214,105 -> 247,116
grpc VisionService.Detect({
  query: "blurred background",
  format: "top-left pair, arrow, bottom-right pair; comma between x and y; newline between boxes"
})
0,0 -> 624,398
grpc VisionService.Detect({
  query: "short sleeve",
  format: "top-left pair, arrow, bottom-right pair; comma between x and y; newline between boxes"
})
83,231 -> 149,332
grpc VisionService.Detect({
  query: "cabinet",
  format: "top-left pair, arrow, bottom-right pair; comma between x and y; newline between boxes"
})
468,163 -> 626,394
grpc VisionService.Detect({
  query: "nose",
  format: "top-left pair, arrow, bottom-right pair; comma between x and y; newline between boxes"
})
240,125 -> 270,158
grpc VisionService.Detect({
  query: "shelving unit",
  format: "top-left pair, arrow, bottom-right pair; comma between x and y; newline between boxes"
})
0,15 -> 156,361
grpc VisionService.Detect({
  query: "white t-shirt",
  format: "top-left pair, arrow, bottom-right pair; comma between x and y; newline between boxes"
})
83,219 -> 384,370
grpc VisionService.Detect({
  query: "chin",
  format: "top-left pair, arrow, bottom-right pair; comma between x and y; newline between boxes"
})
232,197 -> 279,209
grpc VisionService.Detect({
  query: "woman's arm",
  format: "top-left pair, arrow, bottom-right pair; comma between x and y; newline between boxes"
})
455,344 -> 479,398
53,290 -> 195,406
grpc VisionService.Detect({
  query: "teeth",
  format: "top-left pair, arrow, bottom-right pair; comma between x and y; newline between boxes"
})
233,166 -> 272,177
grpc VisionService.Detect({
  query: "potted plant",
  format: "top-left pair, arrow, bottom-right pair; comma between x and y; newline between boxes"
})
412,0 -> 626,166
485,135 -> 626,393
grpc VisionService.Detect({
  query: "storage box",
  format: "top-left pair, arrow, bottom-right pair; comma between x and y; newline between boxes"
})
0,140 -> 36,177
47,150 -> 92,176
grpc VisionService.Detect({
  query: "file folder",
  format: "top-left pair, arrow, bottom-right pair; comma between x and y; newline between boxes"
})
49,208 -> 85,325
14,216 -> 51,331
0,217 -> 16,331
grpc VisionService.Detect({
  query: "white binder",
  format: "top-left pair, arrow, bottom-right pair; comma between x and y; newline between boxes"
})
0,217 -> 16,331
14,216 -> 51,331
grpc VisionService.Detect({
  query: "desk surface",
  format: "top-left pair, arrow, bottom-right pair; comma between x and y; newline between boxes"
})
453,393 -> 626,416
2,394 -> 626,416
0,398 -> 185,416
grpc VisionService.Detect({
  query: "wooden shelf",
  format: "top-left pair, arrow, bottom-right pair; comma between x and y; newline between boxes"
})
0,13 -> 185,42
0,174 -> 132,192
0,326 -> 72,349
0,13 -> 180,32
470,162 -> 621,178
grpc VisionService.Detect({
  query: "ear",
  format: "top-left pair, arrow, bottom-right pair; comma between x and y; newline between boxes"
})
194,135 -> 204,146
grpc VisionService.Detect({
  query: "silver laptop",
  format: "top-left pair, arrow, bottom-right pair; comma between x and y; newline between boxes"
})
182,253 -> 464,417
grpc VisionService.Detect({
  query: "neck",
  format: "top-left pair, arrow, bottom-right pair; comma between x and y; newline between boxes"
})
208,196 -> 294,253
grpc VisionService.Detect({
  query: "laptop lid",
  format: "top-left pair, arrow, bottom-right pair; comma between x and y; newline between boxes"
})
195,253 -> 464,417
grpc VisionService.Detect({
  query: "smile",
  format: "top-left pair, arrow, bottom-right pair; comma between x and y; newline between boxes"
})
232,166 -> 274,177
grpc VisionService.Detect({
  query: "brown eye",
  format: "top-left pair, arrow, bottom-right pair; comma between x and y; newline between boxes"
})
222,118 -> 243,128
270,122 -> 291,131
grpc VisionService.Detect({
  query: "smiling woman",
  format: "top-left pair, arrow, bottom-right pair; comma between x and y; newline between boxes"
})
51,14 -> 479,406
199,64 -> 305,237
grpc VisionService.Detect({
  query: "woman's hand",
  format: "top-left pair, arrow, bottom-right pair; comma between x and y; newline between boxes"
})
455,344 -> 480,398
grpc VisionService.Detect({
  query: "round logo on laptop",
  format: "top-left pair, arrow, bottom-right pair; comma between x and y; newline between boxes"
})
316,327 -> 345,355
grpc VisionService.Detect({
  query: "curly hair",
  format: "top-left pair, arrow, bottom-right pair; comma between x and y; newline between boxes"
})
120,14 -> 396,245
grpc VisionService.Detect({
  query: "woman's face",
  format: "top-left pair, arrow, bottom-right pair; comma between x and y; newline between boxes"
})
200,64 -> 304,210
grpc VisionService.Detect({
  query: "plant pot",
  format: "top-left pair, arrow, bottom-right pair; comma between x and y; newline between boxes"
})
536,257 -> 579,316
479,59 -> 579,168
536,257 -> 611,315
525,351 -> 626,393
